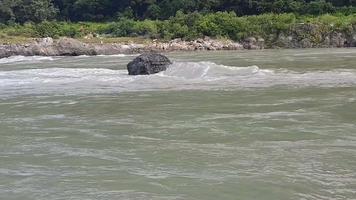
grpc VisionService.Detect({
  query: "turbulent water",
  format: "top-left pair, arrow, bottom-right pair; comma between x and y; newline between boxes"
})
0,49 -> 356,200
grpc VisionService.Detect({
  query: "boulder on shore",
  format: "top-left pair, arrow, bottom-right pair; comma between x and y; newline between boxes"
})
127,53 -> 172,75
56,37 -> 97,56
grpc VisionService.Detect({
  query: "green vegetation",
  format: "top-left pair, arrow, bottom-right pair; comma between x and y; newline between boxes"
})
1,12 -> 356,42
0,0 -> 356,23
1,1 -> 356,44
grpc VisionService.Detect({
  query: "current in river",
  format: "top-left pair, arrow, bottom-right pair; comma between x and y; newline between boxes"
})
0,49 -> 356,200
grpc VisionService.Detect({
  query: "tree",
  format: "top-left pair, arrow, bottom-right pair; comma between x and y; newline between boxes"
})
0,0 -> 21,23
0,0 -> 57,23
23,0 -> 58,23
305,0 -> 334,15
2,0 -> 356,23
146,4 -> 161,19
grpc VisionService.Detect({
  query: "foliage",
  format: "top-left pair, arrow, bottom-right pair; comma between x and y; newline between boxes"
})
2,12 -> 356,43
0,21 -> 111,38
1,0 -> 356,23
0,0 -> 57,23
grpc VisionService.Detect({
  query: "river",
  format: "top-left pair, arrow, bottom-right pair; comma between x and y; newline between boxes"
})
0,49 -> 356,200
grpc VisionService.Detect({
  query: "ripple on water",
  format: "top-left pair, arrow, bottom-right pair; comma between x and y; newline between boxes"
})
1,51 -> 356,200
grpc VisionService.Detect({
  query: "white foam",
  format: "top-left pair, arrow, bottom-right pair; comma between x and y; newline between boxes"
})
1,61 -> 356,97
0,56 -> 55,64
163,62 -> 267,79
75,55 -> 90,58
97,54 -> 138,57
0,54 -> 136,64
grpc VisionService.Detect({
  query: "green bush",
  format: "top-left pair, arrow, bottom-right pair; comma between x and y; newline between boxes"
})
104,18 -> 136,37
2,12 -> 356,43
1,23 -> 36,37
133,20 -> 159,38
33,21 -> 61,38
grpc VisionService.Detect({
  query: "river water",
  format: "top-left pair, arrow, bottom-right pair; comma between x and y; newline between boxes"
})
0,49 -> 356,200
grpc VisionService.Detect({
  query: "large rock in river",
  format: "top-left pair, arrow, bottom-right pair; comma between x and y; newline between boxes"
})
127,53 -> 172,75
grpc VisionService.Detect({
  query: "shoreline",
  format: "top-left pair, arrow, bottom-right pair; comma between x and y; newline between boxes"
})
0,34 -> 351,58
0,37 -> 248,59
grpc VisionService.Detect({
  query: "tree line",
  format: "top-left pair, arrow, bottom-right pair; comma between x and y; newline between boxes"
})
1,0 -> 356,24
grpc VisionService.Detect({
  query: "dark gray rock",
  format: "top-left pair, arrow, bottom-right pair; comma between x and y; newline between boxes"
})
127,53 -> 172,75
243,37 -> 265,50
330,32 -> 346,48
345,34 -> 356,47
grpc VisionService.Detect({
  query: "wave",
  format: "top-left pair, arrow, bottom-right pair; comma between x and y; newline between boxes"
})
76,54 -> 137,58
161,62 -> 267,79
0,54 -> 137,64
0,56 -> 55,64
96,54 -> 139,57
1,61 -> 356,97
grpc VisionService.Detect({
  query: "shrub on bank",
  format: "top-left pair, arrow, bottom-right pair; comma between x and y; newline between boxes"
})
0,21 -> 111,39
1,12 -> 356,45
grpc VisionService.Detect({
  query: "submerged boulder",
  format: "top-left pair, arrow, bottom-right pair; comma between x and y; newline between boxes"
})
127,53 -> 172,75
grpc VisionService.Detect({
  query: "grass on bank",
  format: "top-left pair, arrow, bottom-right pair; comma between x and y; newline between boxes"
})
1,12 -> 356,45
78,37 -> 156,44
0,35 -> 34,44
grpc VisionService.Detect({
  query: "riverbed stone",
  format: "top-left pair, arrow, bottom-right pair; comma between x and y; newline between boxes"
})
127,53 -> 172,75
56,37 -> 96,56
36,37 -> 54,46
345,34 -> 356,47
330,32 -> 346,48
299,38 -> 312,48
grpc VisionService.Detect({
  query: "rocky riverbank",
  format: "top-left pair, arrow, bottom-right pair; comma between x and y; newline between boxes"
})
0,37 -> 248,58
0,25 -> 355,58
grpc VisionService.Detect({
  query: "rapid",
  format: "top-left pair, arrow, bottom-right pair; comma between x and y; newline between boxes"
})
0,49 -> 355,200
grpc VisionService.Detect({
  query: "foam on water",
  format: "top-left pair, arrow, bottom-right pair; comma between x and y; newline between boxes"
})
97,54 -> 139,57
1,61 -> 356,97
162,62 -> 263,79
2,50 -> 356,200
0,56 -> 55,64
0,54 -> 138,64
75,54 -> 137,58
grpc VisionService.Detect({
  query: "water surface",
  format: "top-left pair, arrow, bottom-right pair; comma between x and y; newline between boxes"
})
0,49 -> 356,200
